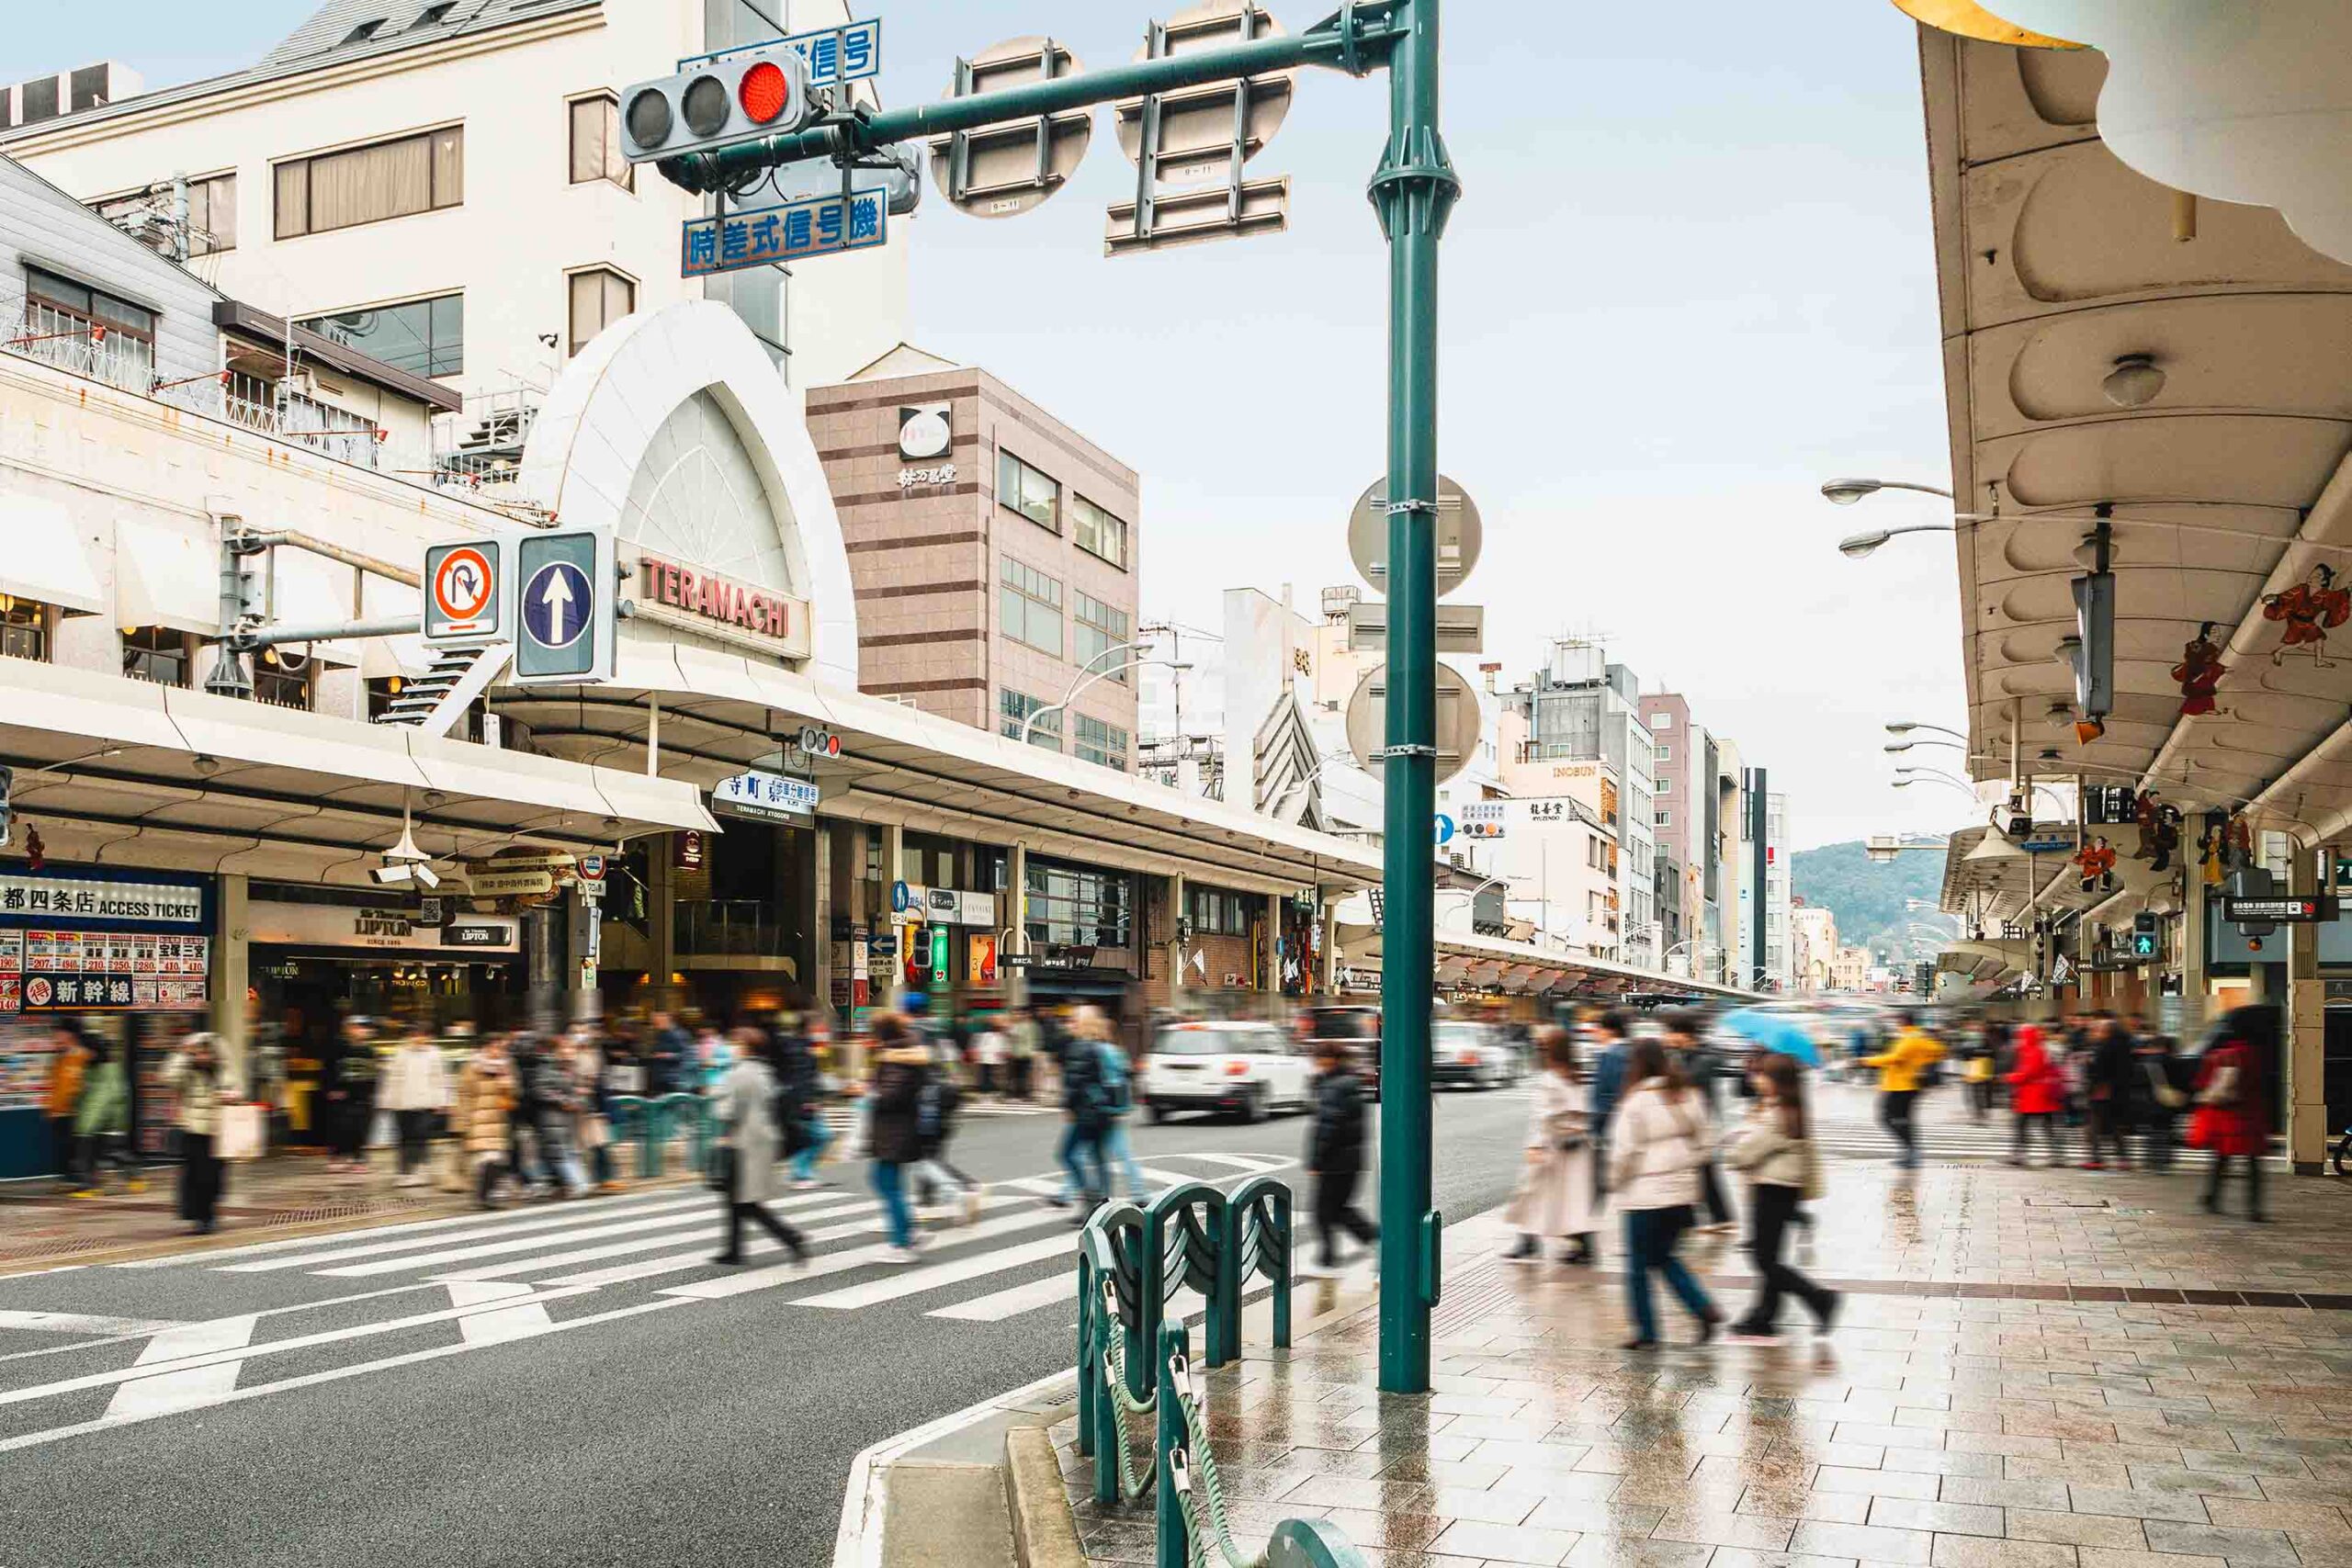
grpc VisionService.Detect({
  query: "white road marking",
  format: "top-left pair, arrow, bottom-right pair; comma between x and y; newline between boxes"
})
0,1311 -> 185,1337
0,1284 -> 439,1368
928,1270 -> 1075,1323
0,1298 -> 690,1454
660,1207 -> 1074,1302
104,1315 -> 257,1420
311,1205 -> 732,1279
448,1280 -> 553,1345
217,1195 -> 710,1274
113,1188 -> 700,1269
425,1197 -> 874,1283
786,1235 -> 1078,1311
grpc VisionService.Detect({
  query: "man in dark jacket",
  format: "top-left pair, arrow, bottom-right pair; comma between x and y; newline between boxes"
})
1054,1026 -> 1107,1215
866,1014 -> 933,1259
1306,1040 -> 1378,1269
648,1012 -> 692,1097
2084,1012 -> 2139,1170
1587,1010 -> 1633,1194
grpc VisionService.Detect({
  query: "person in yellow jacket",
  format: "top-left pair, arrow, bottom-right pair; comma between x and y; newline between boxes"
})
1865,1011 -> 1945,1169
44,1027 -> 89,1190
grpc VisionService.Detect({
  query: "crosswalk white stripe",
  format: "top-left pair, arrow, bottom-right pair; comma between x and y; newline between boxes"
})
214,1194 -> 710,1273
537,1193 -> 1049,1289
424,1197 -> 877,1283
930,1271 -> 1076,1323
786,1235 -> 1077,1311
660,1207 -> 1075,1302
312,1204 -> 743,1279
119,1187 -> 700,1269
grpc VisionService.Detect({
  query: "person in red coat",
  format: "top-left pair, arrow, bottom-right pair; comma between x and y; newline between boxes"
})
2003,1022 -> 2068,1168
2188,1011 -> 2271,1223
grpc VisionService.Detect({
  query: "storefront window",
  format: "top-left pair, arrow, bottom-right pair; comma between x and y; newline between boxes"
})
253,653 -> 314,710
1024,859 -> 1131,949
0,597 -> 49,661
1186,886 -> 1253,938
121,626 -> 187,687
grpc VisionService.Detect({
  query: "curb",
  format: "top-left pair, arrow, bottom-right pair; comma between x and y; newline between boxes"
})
832,1366 -> 1076,1568
1006,1425 -> 1084,1568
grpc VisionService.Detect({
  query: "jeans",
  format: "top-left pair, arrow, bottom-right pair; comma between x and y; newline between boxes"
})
1739,1183 -> 1834,1332
2011,1111 -> 2065,1163
177,1132 -> 223,1229
49,1117 -> 80,1185
871,1160 -> 914,1247
1880,1090 -> 1919,1167
1099,1120 -> 1148,1201
2205,1150 -> 2266,1219
1623,1206 -> 1713,1343
789,1112 -> 833,1181
1058,1121 -> 1104,1205
1698,1158 -> 1734,1226
395,1108 -> 433,1176
1313,1167 -> 1378,1267
2086,1101 -> 2132,1168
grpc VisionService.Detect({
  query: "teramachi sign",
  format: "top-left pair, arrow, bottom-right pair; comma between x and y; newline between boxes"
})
637,553 -> 812,659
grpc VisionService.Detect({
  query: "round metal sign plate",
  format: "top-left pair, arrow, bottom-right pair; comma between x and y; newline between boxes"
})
1348,474 -> 1482,598
1344,661 -> 1481,785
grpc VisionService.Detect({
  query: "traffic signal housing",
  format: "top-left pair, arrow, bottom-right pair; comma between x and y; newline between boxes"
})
621,43 -> 816,164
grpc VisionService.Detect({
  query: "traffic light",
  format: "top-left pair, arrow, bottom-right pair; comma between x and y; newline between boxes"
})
620,43 -> 815,164
2131,909 -> 2161,960
903,923 -> 931,987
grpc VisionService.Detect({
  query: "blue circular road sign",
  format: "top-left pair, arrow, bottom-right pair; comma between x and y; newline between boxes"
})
1433,813 -> 1456,846
523,560 -> 592,650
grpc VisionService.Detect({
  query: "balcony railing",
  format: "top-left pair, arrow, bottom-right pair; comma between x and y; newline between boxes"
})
673,899 -> 797,958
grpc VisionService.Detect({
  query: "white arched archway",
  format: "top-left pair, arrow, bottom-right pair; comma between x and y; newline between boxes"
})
516,299 -> 858,689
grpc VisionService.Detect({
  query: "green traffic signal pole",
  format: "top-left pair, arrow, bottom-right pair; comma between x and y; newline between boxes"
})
656,0 -> 1456,1396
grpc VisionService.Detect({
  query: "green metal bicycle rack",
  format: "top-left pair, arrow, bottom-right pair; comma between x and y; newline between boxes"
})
1221,1176 -> 1294,1354
1147,1182 -> 1232,1369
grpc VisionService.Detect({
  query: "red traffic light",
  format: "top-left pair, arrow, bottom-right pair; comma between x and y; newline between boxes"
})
738,60 -> 791,126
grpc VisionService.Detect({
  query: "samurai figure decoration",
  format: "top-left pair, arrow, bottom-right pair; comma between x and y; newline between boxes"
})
2199,809 -> 2228,887
2173,621 -> 2226,716
2075,835 -> 2119,895
2133,790 -> 2184,871
2263,563 -> 2351,666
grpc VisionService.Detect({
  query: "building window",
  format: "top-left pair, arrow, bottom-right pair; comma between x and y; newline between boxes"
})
567,267 -> 635,355
274,125 -> 463,240
1000,689 -> 1060,749
253,652 -> 315,711
1000,558 -> 1062,655
1073,592 -> 1128,680
568,95 -> 633,191
1656,777 -> 1669,795
1024,859 -> 1131,949
298,291 -> 463,378
122,626 -> 188,688
93,174 -> 237,257
996,448 -> 1058,533
0,598 -> 49,661
1071,493 -> 1127,570
1186,886 -> 1251,938
1074,714 -> 1127,771
1656,807 -> 1672,829
23,265 -> 156,382
1655,743 -> 1671,763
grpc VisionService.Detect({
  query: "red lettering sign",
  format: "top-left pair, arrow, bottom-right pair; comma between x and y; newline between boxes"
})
639,553 -> 798,646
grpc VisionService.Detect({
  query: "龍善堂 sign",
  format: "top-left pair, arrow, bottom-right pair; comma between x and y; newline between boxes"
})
681,187 -> 887,280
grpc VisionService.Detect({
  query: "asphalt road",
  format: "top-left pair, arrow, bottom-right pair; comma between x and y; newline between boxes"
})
0,1083 -> 1532,1568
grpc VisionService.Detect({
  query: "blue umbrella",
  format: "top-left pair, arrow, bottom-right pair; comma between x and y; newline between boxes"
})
1714,1008 -> 1822,1066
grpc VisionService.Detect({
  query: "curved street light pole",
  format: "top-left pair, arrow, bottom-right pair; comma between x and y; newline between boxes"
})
1019,656 -> 1189,749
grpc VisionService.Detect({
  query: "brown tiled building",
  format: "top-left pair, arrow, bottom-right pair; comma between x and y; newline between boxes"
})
806,345 -> 1142,770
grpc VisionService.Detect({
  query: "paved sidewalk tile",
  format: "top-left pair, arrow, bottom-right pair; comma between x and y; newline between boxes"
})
1057,1156 -> 2352,1568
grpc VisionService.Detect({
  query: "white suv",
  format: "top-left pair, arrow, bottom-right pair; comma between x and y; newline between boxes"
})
1140,1021 -> 1313,1123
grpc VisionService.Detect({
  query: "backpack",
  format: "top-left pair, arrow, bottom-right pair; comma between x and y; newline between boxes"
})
1094,1042 -> 1133,1118
918,1076 -> 962,1141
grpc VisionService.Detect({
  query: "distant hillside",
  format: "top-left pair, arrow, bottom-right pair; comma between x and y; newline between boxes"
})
1792,840 -> 1947,961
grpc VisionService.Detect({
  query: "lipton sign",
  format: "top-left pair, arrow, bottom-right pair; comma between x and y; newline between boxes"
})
637,554 -> 812,659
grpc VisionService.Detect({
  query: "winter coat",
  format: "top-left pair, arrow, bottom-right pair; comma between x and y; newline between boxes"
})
74,1058 -> 128,1137
2188,1039 -> 2267,1156
1724,1106 -> 1819,1193
44,1048 -> 85,1117
1605,1077 -> 1713,1212
1866,1030 -> 1944,1092
378,1043 -> 452,1112
716,1055 -> 782,1205
454,1055 -> 517,1155
1503,1069 -> 1597,1238
2003,1030 -> 2065,1116
868,1045 -> 932,1165
1307,1066 -> 1369,1177
161,1052 -> 224,1138
1589,1041 -> 1631,1135
1060,1034 -> 1108,1131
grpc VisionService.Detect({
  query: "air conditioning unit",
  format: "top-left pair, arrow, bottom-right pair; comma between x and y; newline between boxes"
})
4,62 -> 143,130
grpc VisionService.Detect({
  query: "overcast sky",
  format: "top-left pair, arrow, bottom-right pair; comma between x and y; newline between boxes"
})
9,2 -> 1975,851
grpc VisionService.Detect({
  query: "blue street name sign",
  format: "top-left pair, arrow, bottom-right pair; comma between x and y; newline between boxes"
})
682,17 -> 882,86
682,186 -> 888,279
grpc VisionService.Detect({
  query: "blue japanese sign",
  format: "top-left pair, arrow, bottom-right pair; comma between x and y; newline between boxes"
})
685,17 -> 883,86
681,186 -> 888,279
713,770 -> 820,823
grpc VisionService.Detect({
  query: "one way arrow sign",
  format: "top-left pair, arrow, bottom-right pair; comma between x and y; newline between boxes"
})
513,527 -> 616,686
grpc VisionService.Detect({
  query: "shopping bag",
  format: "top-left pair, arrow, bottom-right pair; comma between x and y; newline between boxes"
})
217,1103 -> 265,1162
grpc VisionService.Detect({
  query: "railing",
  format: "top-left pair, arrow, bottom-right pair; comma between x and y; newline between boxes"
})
673,899 -> 798,959
606,1092 -> 715,1181
1077,1178 -> 1361,1568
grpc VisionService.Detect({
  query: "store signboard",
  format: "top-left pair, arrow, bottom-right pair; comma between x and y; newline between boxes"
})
247,902 -> 520,953
713,770 -> 820,824
969,932 -> 999,986
920,886 -> 999,926
0,871 -> 207,928
462,871 -> 557,899
0,930 -> 211,1012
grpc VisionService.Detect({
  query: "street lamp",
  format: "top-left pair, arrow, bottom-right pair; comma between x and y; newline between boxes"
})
1838,522 -> 1960,560
1020,656 -> 1192,749
1883,738 -> 1976,755
1820,478 -> 1956,506
1894,776 -> 1978,799
1886,721 -> 1970,742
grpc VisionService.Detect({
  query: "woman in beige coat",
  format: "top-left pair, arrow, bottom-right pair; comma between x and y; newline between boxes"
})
1502,1026 -> 1599,1265
454,1036 -> 518,1209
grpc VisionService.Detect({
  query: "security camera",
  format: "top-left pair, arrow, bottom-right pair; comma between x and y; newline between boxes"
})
371,863 -> 414,887
409,862 -> 441,890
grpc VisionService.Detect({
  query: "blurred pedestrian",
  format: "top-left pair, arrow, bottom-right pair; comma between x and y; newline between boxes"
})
772,1015 -> 832,1189
1502,1025 -> 1597,1266
648,1010 -> 691,1097
1662,1010 -> 1736,1233
1965,1021 -> 2005,1122
1075,1006 -> 1147,1204
379,1026 -> 451,1189
1054,1012 -> 1109,1213
456,1035 -> 519,1209
913,1037 -> 980,1224
72,1038 -> 134,1196
1587,1009 -> 1634,1196
2138,1032 -> 2188,1171
696,1023 -> 734,1093
866,1011 -> 932,1261
2003,1021 -> 2068,1167
163,1032 -> 229,1235
2190,1007 -> 2272,1223
573,1027 -> 618,1192
974,1015 -> 1007,1099
709,1039 -> 808,1267
43,1025 -> 88,1190
1865,1010 -> 1944,1170
322,1017 -> 380,1175
1724,1052 -> 1839,1343
2083,1012 -> 2138,1170
1306,1036 -> 1378,1270
1007,1006 -> 1040,1101
532,1035 -> 591,1199
1607,1038 -> 1721,1349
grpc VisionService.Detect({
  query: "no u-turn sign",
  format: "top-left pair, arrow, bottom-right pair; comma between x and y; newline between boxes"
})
424,538 -> 509,645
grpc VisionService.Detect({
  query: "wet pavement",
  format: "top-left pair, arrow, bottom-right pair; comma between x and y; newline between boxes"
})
1057,1149 -> 2352,1567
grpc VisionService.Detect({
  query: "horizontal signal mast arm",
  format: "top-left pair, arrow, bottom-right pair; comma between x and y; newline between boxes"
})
662,5 -> 1408,194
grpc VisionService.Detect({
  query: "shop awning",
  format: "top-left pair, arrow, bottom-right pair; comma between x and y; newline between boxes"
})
1333,921 -> 1762,1004
0,657 -> 715,885
0,492 -> 103,615
492,635 -> 1382,897
115,517 -> 220,637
